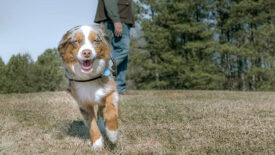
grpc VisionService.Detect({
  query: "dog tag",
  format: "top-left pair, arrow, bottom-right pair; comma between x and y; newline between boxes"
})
103,69 -> 111,76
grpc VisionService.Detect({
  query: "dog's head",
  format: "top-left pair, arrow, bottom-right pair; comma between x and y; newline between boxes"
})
58,25 -> 111,79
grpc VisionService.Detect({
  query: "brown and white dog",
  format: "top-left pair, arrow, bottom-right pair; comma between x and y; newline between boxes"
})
58,25 -> 119,150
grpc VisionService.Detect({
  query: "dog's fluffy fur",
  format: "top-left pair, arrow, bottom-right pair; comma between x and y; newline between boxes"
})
58,25 -> 119,150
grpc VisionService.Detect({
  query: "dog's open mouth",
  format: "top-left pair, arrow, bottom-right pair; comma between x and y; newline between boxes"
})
79,59 -> 94,72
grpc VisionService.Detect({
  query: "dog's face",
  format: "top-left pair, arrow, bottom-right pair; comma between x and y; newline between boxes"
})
58,25 -> 111,79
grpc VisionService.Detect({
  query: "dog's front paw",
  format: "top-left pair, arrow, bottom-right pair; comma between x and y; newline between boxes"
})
106,128 -> 118,144
92,137 -> 104,151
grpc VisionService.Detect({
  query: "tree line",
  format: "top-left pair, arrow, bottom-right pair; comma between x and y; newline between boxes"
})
0,49 -> 66,93
0,0 -> 274,93
128,0 -> 275,91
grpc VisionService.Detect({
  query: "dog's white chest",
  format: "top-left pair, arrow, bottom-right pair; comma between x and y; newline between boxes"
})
74,82 -> 110,104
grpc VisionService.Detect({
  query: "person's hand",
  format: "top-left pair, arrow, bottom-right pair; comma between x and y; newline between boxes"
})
114,22 -> 123,37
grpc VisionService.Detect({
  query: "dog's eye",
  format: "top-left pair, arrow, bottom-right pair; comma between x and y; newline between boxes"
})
72,40 -> 79,44
71,40 -> 80,47
93,39 -> 101,46
94,38 -> 101,43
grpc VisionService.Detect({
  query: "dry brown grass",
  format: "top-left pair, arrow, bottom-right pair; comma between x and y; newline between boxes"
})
0,90 -> 274,154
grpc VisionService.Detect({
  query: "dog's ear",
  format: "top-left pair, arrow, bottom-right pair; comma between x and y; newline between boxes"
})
58,26 -> 81,57
99,23 -> 107,33
96,24 -> 110,48
58,30 -> 72,57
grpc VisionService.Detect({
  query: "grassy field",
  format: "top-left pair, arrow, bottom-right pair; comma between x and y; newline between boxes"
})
0,90 -> 274,154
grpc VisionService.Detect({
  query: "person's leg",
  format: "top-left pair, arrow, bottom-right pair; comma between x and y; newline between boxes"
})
115,55 -> 128,93
104,21 -> 130,93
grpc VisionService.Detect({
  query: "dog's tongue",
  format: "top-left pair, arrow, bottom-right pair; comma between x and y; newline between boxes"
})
82,60 -> 92,71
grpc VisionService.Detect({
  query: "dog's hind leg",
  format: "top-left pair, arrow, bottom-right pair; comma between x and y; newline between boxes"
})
97,105 -> 106,135
104,92 -> 119,144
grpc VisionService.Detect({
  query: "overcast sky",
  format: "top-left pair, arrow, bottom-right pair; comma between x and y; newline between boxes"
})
0,0 -> 98,63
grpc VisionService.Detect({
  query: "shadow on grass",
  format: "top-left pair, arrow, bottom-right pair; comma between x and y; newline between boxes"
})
66,120 -> 117,150
67,120 -> 90,139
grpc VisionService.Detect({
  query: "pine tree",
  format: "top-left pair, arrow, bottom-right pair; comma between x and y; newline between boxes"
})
0,57 -> 6,93
5,53 -> 35,93
129,0 -> 274,90
129,0 -> 222,89
214,0 -> 275,90
33,48 -> 65,91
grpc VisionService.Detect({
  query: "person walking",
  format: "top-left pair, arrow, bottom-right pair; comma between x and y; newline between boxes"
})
94,0 -> 135,94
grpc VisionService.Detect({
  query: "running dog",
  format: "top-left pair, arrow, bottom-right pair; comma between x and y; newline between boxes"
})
58,25 -> 119,150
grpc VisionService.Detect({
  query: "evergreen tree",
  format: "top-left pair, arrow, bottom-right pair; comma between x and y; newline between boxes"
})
33,48 -> 65,91
129,0 -> 222,89
128,0 -> 274,90
5,53 -> 35,93
0,57 -> 6,93
214,0 -> 275,90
